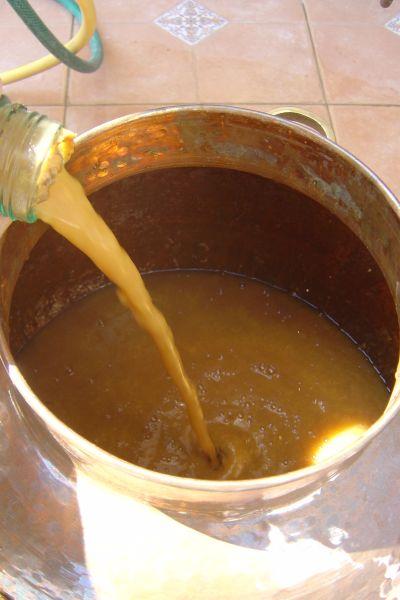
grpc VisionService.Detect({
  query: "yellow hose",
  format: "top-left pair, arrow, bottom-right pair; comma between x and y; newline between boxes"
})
0,0 -> 97,85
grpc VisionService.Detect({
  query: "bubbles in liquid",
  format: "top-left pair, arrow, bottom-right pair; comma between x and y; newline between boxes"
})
313,398 -> 327,413
204,369 -> 222,382
251,362 -> 279,380
18,270 -> 389,480
197,383 -> 206,396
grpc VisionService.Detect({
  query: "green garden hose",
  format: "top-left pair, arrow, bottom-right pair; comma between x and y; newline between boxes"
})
2,0 -> 103,84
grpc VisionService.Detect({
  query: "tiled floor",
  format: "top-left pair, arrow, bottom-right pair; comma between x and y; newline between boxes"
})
1,0 -> 400,195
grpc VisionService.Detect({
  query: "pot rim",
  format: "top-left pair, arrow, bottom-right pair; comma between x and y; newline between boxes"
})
4,104 -> 400,494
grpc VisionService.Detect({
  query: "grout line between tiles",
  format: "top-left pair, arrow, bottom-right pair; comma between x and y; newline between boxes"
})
301,1 -> 336,137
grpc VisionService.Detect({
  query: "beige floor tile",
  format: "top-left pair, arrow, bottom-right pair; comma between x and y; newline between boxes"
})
0,21 -> 70,105
93,0 -> 176,23
312,24 -> 400,104
29,105 -> 65,123
195,23 -> 323,103
69,24 -> 197,104
331,105 -> 400,198
204,0 -> 304,22
0,0 -> 71,26
304,0 -> 399,25
65,104 -> 155,133
93,0 -> 304,24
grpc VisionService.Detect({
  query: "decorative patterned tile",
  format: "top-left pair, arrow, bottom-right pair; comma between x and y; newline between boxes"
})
154,0 -> 228,45
385,15 -> 400,35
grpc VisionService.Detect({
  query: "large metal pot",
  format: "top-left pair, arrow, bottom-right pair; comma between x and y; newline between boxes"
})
1,106 -> 399,599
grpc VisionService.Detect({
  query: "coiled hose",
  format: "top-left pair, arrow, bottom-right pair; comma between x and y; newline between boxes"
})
1,0 -> 103,85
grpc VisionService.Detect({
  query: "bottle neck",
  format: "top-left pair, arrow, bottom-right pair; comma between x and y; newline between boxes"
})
0,101 -> 65,222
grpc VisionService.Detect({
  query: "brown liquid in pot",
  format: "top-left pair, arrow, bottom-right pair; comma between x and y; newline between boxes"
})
18,269 -> 388,480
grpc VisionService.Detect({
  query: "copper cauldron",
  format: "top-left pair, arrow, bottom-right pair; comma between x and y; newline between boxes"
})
0,106 -> 399,599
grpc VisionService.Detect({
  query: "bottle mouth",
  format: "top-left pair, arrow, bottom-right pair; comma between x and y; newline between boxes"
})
0,102 -> 75,222
35,126 -> 76,215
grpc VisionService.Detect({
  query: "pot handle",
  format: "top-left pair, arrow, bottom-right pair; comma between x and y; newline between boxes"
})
269,106 -> 335,141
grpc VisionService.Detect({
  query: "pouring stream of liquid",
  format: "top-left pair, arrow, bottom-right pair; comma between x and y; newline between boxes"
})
36,167 -> 218,465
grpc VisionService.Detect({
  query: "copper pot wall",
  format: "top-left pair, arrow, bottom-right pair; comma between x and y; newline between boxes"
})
0,106 -> 400,599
